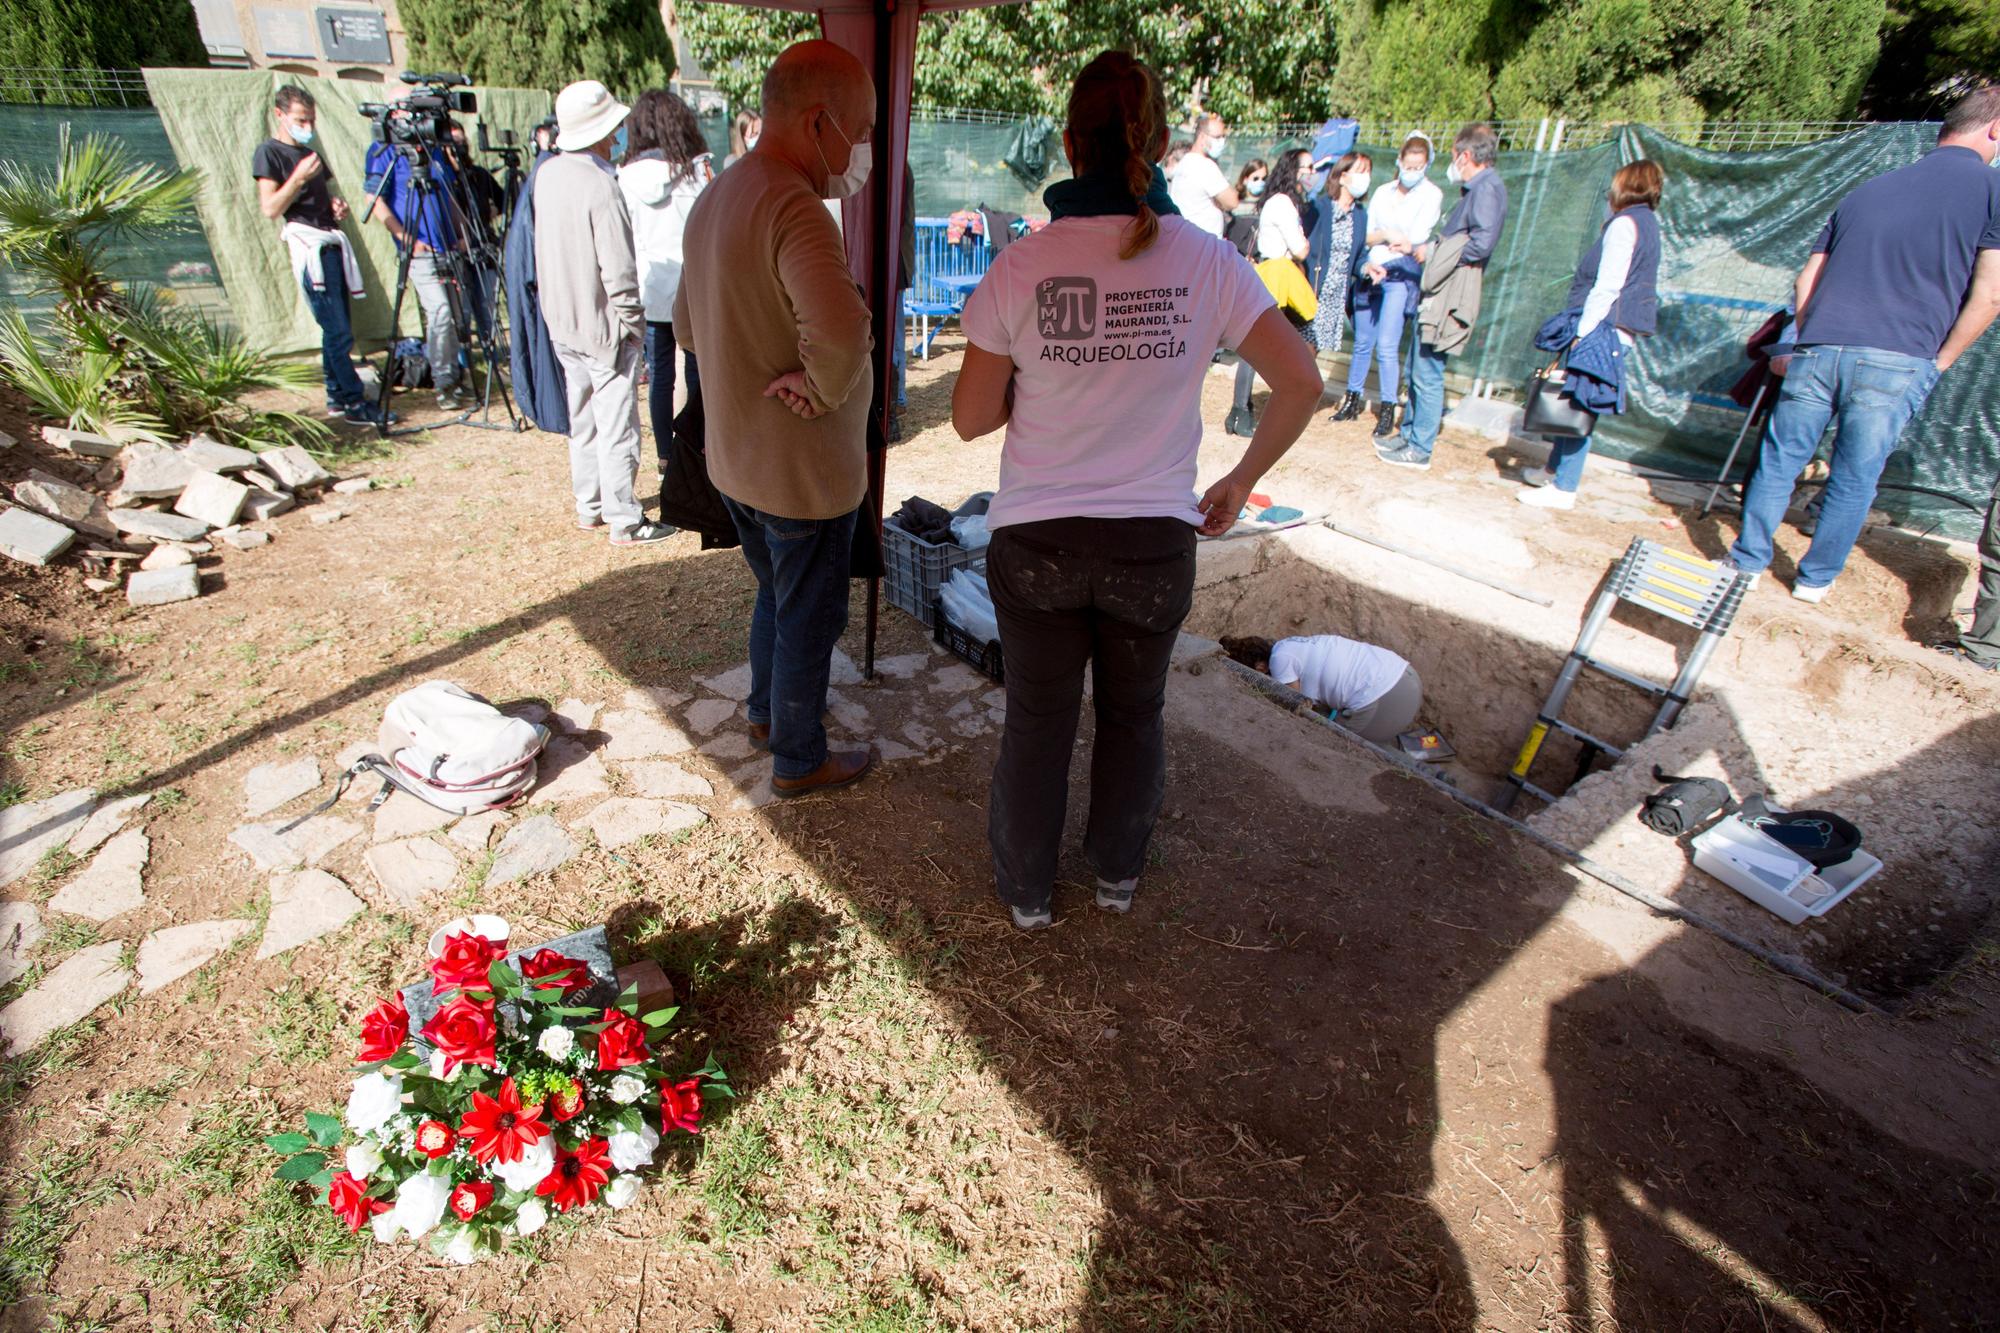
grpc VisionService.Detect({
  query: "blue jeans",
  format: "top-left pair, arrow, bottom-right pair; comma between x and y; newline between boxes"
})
1548,433 -> 1593,492
1399,338 -> 1449,458
301,247 -> 366,410
723,498 -> 859,780
1728,345 -> 1940,587
1345,278 -> 1413,400
642,321 -> 699,466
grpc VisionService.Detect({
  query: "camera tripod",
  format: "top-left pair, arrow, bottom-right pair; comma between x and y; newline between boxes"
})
355,134 -> 522,438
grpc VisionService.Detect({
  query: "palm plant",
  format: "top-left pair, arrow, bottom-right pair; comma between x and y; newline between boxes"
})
0,126 -> 198,315
0,307 -> 164,436
118,299 -> 332,451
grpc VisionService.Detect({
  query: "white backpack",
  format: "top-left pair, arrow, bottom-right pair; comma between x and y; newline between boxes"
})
369,681 -> 550,814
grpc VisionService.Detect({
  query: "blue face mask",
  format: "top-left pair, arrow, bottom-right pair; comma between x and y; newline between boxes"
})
1399,165 -> 1425,189
292,123 -> 315,147
612,126 -> 627,159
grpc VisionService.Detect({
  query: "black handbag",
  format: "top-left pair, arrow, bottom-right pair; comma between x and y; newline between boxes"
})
1521,357 -> 1597,439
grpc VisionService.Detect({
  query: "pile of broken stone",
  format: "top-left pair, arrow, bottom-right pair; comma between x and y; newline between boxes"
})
0,425 -> 373,605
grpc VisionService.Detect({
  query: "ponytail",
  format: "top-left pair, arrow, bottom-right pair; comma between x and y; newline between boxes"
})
1067,51 -> 1167,260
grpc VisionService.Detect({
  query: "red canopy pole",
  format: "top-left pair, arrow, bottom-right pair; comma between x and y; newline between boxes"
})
823,0 -> 917,682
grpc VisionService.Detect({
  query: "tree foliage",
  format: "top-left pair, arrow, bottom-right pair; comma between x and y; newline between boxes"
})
401,0 -> 676,101
0,0 -> 205,78
684,0 -> 1899,127
1866,0 -> 2000,118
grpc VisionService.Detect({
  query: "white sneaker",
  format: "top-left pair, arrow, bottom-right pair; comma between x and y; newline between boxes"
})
1791,581 -> 1830,604
1520,466 -> 1555,488
1517,486 -> 1575,510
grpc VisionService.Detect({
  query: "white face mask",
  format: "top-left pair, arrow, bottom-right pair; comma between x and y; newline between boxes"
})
745,133 -> 759,151
1346,171 -> 1371,198
1399,165 -> 1425,189
817,111 -> 871,200
1447,156 -> 1465,185
1209,136 -> 1228,158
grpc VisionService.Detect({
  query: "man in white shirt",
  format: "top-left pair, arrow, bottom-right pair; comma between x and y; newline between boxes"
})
1222,634 -> 1424,744
1167,114 -> 1237,238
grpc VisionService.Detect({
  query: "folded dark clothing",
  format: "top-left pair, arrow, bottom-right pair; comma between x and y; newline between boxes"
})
890,496 -> 955,544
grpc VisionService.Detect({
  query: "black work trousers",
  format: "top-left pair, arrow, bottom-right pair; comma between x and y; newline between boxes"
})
985,515 -> 1197,913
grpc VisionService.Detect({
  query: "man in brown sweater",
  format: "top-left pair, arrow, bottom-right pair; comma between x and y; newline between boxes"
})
535,80 -> 673,546
675,40 -> 877,797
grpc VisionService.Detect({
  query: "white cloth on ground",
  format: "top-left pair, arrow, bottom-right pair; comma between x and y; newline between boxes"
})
281,221 -> 364,297
1268,635 -> 1409,713
554,338 -> 644,535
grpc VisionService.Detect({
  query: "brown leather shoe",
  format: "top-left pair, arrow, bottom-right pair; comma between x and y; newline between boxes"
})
749,722 -> 770,749
771,748 -> 875,800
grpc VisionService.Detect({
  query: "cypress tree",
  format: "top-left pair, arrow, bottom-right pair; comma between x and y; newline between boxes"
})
400,0 -> 676,99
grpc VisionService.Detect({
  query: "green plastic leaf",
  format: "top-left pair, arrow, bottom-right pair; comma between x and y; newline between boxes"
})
305,1111 -> 344,1147
387,1051 -> 423,1070
276,1151 -> 327,1181
618,1107 -> 644,1134
264,1132 -> 313,1153
548,1005 -> 600,1018
704,1083 -> 737,1099
486,959 -> 520,996
307,1168 -> 336,1189
640,1006 -> 679,1028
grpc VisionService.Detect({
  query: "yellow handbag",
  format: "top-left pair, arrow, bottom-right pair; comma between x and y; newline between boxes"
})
1255,257 -> 1319,323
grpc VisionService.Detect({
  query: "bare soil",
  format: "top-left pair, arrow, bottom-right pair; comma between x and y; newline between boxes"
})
0,349 -> 1995,1331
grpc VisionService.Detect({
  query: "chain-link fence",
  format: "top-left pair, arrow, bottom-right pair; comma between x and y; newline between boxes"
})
0,67 -> 155,107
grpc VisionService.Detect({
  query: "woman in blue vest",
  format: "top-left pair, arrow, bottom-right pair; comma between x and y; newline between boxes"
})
1519,160 -> 1664,509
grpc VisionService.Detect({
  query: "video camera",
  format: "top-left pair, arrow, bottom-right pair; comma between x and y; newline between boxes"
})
358,71 -> 478,150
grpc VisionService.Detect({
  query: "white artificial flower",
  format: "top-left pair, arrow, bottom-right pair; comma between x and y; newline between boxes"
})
344,1072 -> 404,1136
390,1171 -> 452,1240
606,1121 -> 659,1172
490,1135 -> 555,1192
608,1073 -> 645,1105
511,1198 -> 549,1236
346,1143 -> 385,1181
371,1208 -> 402,1244
537,1026 -> 575,1061
603,1173 -> 642,1210
440,1224 -> 491,1265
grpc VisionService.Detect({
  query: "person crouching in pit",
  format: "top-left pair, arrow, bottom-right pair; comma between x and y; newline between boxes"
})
1221,635 -> 1424,745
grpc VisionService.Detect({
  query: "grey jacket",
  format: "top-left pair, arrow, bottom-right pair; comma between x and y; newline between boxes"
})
1416,231 -> 1483,355
532,151 -> 644,362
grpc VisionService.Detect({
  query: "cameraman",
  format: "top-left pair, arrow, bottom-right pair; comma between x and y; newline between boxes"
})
252,86 -> 390,426
363,116 -> 472,411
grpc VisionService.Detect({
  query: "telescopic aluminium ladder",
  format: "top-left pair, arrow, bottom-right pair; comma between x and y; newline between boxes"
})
1497,538 -> 1754,813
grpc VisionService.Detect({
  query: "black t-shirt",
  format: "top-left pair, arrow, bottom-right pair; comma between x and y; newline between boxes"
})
251,137 -> 339,229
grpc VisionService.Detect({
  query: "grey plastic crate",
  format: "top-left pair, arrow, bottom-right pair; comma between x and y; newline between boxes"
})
882,518 -> 983,629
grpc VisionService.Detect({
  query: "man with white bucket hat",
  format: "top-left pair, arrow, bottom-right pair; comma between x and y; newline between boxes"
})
534,80 -> 673,545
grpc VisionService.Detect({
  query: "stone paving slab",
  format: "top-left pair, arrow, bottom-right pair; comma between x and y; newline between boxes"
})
699,732 -> 757,761
111,509 -> 209,544
601,709 -> 696,760
618,761 -> 714,800
137,920 -> 254,995
485,815 -> 577,886
241,488 -> 295,522
580,798 -> 707,849
0,789 -> 97,889
927,662 -> 987,695
372,790 -> 456,841
623,686 -> 690,713
0,902 -> 44,987
257,869 -> 364,959
217,526 -> 272,550
126,565 -> 201,606
43,427 -> 121,458
448,810 -> 509,850
363,837 -> 459,909
684,697 -> 740,735
119,445 -> 198,499
727,761 -> 778,811
13,471 -> 116,539
699,664 -> 754,701
0,506 -> 77,567
552,698 -> 600,733
529,737 -> 611,804
173,469 -> 249,529
332,477 -> 371,494
261,445 -> 332,491
180,435 -> 260,474
139,544 -> 194,570
229,814 -> 361,870
0,941 -> 128,1055
243,756 -> 321,818
46,828 -> 147,921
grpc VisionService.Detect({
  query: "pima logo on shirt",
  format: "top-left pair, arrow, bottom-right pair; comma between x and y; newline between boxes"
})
1037,277 -> 1096,340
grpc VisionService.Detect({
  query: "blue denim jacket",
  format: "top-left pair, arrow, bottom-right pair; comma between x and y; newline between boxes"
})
1535,309 -> 1626,416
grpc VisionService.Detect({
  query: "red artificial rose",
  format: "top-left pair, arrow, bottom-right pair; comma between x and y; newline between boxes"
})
357,995 -> 408,1064
520,948 -> 591,997
594,1008 -> 649,1071
458,1076 -> 551,1165
431,931 -> 501,997
421,996 -> 498,1075
536,1137 -> 612,1213
549,1079 -> 585,1122
659,1077 -> 703,1135
449,1180 -> 495,1221
414,1118 -> 457,1158
327,1172 -> 388,1233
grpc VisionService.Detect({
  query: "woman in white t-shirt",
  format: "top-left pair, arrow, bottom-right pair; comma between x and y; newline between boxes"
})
953,50 -> 1322,931
618,90 -> 713,475
1229,147 -> 1315,435
1221,635 -> 1424,744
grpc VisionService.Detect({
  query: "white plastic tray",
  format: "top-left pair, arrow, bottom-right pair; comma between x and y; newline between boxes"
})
1689,810 -> 1881,926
